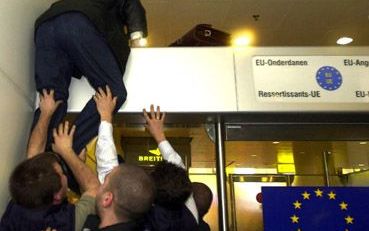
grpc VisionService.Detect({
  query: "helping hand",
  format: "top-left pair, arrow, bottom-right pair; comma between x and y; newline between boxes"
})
93,85 -> 117,122
52,121 -> 75,156
39,89 -> 63,116
143,104 -> 166,143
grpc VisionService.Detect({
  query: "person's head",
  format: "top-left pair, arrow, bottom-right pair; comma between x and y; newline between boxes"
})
151,161 -> 192,210
192,182 -> 213,218
9,152 -> 68,208
96,163 -> 155,222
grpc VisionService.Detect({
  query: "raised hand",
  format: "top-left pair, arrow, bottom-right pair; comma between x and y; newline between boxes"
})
93,85 -> 117,123
39,89 -> 62,117
52,121 -> 76,156
143,104 -> 166,143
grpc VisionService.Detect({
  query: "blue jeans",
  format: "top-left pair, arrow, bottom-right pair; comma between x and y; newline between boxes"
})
33,13 -> 128,192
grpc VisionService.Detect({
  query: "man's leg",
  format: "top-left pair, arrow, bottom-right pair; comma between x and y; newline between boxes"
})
57,13 -> 128,154
33,20 -> 73,151
33,18 -> 84,193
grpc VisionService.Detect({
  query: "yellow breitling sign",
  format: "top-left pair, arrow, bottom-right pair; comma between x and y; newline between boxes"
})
138,148 -> 163,162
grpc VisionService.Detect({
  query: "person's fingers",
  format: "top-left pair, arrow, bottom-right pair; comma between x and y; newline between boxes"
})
52,128 -> 57,138
69,124 -> 76,136
113,96 -> 117,106
150,104 -> 155,119
106,85 -> 112,98
156,106 -> 161,119
95,89 -> 102,99
161,112 -> 166,122
50,89 -> 55,97
58,123 -> 63,135
42,89 -> 47,97
93,95 -> 98,103
64,121 -> 69,134
143,109 -> 150,122
98,87 -> 106,97
55,100 -> 63,108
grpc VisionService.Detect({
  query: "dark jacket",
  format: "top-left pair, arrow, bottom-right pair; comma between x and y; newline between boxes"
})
198,219 -> 210,231
35,0 -> 147,73
144,204 -> 199,231
83,214 -> 142,231
0,200 -> 75,231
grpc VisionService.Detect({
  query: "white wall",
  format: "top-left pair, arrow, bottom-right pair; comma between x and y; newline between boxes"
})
0,0 -> 54,214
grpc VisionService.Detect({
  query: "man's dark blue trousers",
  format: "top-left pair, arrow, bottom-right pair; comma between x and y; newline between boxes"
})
33,12 -> 128,192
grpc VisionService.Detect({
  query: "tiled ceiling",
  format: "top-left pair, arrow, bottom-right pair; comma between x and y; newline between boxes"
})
141,0 -> 369,46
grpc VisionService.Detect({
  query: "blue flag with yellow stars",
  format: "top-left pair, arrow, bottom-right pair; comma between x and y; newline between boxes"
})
262,187 -> 369,231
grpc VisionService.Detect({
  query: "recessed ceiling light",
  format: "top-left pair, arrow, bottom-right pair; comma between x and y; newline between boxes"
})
336,37 -> 353,45
359,142 -> 367,145
358,164 -> 365,167
233,36 -> 251,46
272,141 -> 280,144
251,154 -> 257,157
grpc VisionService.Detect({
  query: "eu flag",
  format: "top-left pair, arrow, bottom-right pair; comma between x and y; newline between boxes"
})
262,187 -> 369,231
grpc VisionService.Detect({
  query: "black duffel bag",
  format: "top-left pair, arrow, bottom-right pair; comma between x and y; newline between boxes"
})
170,24 -> 231,47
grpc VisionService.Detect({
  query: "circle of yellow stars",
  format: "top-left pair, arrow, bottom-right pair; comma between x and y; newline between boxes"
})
289,188 -> 354,231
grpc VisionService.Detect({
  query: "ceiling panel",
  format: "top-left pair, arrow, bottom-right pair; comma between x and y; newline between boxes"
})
141,0 -> 369,46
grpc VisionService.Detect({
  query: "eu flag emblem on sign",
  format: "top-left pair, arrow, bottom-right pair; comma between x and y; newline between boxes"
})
262,187 -> 369,231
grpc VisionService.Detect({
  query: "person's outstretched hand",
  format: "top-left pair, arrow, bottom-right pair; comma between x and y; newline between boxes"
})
93,85 -> 117,123
39,89 -> 63,116
143,104 -> 166,144
52,121 -> 75,156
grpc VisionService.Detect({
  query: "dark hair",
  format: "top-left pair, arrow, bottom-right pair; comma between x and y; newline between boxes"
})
108,163 -> 155,220
9,153 -> 62,208
151,161 -> 192,209
192,182 -> 213,218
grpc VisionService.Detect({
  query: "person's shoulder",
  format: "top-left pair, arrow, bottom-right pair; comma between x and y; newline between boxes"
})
199,219 -> 211,231
82,214 -> 100,231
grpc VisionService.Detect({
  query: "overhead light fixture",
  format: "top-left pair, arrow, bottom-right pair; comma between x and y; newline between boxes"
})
336,37 -> 353,45
359,142 -> 367,145
272,141 -> 280,144
251,154 -> 257,157
232,30 -> 255,47
233,36 -> 251,46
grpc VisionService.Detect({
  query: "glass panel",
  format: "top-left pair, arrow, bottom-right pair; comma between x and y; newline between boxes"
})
225,140 -> 369,230
189,174 -> 218,230
233,181 -> 286,231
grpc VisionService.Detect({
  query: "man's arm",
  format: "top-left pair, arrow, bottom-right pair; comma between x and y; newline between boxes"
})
143,104 -> 199,223
93,86 -> 119,183
143,105 -> 184,167
27,89 -> 62,159
119,0 -> 147,45
52,121 -> 100,197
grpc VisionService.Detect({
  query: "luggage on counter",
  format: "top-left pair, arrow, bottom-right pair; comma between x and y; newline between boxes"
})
170,24 -> 231,47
